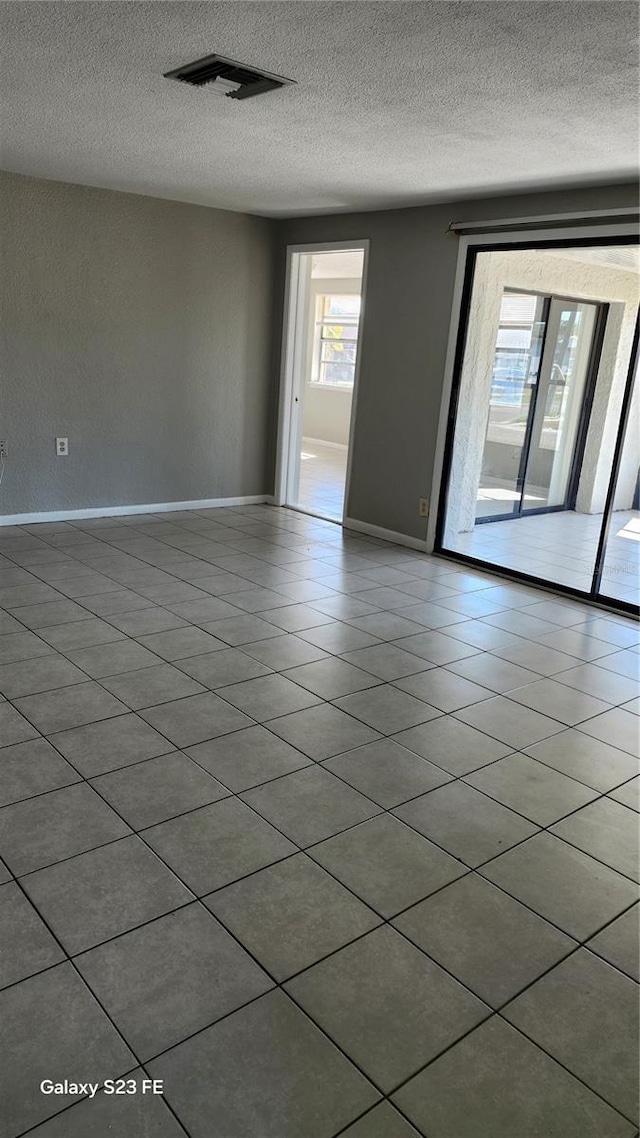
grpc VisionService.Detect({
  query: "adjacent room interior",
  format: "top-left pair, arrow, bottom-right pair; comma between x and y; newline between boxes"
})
0,4 -> 638,1138
280,247 -> 365,522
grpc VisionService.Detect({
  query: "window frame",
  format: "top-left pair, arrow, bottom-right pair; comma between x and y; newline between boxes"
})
310,293 -> 361,389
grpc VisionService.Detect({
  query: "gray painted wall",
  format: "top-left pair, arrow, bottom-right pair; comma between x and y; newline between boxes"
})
2,172 -> 637,540
1,171 -> 277,516
277,183 -> 638,541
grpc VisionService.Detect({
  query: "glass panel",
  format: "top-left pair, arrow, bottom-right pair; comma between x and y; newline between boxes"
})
475,290 -> 547,520
321,361 -> 355,384
315,294 -> 361,386
322,323 -> 358,340
323,295 -> 360,318
522,300 -> 597,511
598,356 -> 640,607
321,341 -> 358,364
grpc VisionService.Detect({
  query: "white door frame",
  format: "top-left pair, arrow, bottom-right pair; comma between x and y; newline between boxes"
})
426,221 -> 640,551
274,239 -> 370,524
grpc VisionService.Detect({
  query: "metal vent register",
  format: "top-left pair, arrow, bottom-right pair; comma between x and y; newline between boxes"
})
164,53 -> 295,101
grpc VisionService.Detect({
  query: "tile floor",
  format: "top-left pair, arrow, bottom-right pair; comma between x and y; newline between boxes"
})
448,508 -> 640,606
297,439 -> 348,520
0,503 -> 638,1138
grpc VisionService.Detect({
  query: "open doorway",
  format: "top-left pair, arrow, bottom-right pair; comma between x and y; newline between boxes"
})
276,244 -> 367,522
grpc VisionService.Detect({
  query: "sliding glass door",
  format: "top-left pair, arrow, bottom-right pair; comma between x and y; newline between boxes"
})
437,238 -> 639,615
523,298 -> 598,512
477,291 -> 601,522
476,291 -> 547,520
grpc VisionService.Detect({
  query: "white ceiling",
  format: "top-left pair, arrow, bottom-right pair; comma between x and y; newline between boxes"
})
546,245 -> 640,274
0,2 -> 638,218
311,250 -> 364,278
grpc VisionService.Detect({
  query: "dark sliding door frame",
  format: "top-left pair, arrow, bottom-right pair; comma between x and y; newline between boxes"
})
591,312 -> 639,602
435,233 -> 640,617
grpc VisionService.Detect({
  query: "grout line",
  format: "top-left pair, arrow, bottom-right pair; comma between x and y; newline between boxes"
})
7,873 -> 193,1138
1,504 -> 638,1138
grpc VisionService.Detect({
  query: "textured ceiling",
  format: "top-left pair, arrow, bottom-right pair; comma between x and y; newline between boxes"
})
0,2 -> 638,217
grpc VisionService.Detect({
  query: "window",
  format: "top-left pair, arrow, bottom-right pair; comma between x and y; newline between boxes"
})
312,294 -> 361,387
490,290 -> 545,406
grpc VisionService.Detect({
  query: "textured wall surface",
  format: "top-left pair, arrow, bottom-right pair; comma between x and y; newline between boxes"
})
2,174 -> 638,535
0,171 -> 277,515
278,183 -> 639,540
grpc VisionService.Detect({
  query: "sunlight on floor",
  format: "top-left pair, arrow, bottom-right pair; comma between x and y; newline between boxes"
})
449,509 -> 640,605
296,439 -> 347,521
615,518 -> 640,542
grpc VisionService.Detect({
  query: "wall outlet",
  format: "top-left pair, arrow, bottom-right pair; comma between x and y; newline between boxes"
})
419,497 -> 429,517
0,441 -> 7,458
56,437 -> 69,456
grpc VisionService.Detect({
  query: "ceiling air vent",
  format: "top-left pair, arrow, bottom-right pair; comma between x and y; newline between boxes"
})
164,53 -> 294,101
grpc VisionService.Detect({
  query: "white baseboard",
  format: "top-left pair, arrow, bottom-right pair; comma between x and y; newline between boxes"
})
302,436 -> 348,452
343,516 -> 428,551
0,495 -> 272,527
